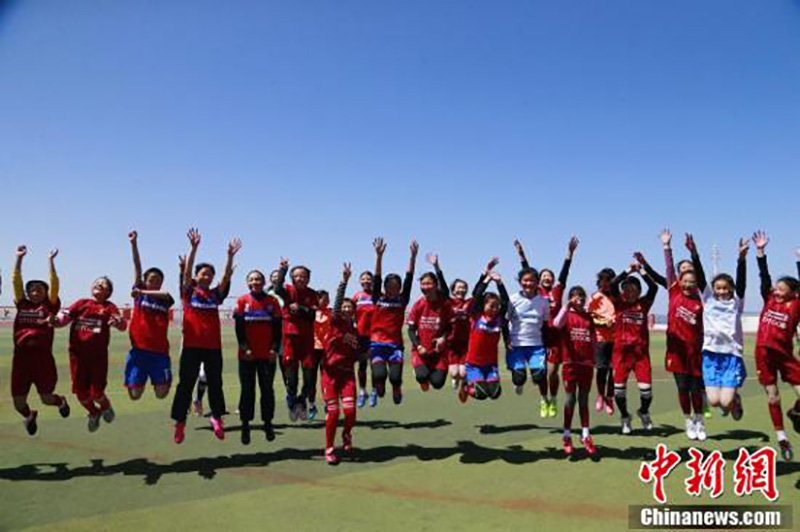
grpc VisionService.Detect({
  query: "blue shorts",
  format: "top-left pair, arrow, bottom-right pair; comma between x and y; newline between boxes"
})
702,350 -> 746,389
465,363 -> 500,384
370,343 -> 404,365
506,346 -> 547,372
125,348 -> 172,388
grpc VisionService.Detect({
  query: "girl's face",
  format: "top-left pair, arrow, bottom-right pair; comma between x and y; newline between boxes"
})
144,271 -> 164,291
341,299 -> 355,318
774,280 -> 794,302
713,278 -> 734,301
27,283 -> 47,305
570,292 -> 586,308
360,272 -> 373,291
420,276 -> 437,298
540,271 -> 555,289
196,266 -> 215,288
622,281 -> 641,302
484,298 -> 501,319
318,293 -> 330,309
270,271 -> 280,287
291,268 -> 309,289
384,278 -> 401,298
680,272 -> 698,296
678,261 -> 694,275
520,272 -> 539,296
452,281 -> 468,300
598,277 -> 611,293
247,272 -> 265,293
92,279 -> 112,302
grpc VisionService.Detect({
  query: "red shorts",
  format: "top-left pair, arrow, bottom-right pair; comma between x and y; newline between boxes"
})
755,346 -> 800,387
11,351 -> 58,397
321,367 -> 356,402
665,348 -> 702,377
447,343 -> 468,366
411,350 -> 448,372
70,354 -> 108,400
612,345 -> 652,385
547,345 -> 563,364
562,363 -> 593,393
283,334 -> 317,370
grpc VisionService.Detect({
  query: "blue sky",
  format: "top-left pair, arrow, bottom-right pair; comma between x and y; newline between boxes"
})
0,0 -> 798,312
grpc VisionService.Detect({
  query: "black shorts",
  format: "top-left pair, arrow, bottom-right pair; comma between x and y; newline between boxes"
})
594,342 -> 614,370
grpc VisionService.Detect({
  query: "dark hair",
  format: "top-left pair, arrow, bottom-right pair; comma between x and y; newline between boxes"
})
596,268 -> 616,286
143,267 -> 164,281
270,269 -> 280,277
317,290 -> 329,300
540,268 -> 555,279
341,297 -> 356,307
568,285 -> 587,299
677,259 -> 693,272
384,273 -> 402,287
450,278 -> 468,292
246,269 -> 266,282
679,269 -> 696,280
518,267 -> 539,282
195,262 -> 215,275
359,270 -> 373,279
777,276 -> 799,293
484,292 -> 500,304
25,280 -> 49,294
95,276 -> 114,296
621,276 -> 641,291
712,273 -> 735,290
419,272 -> 438,284
290,265 -> 311,278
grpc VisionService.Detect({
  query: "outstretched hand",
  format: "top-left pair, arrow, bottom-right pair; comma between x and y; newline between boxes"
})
660,228 -> 672,247
187,228 -> 201,248
129,230 -> 138,243
425,253 -> 439,268
567,236 -> 579,257
633,251 -> 648,266
16,245 -> 27,258
685,233 -> 697,253
343,262 -> 352,281
279,257 -> 289,270
373,237 -> 386,255
489,271 -> 502,283
752,230 -> 769,251
228,238 -> 242,257
513,239 -> 526,258
738,237 -> 750,258
410,239 -> 419,257
486,256 -> 500,272
48,248 -> 59,261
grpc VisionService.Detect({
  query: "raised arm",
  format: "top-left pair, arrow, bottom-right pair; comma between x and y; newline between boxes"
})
129,231 -> 143,286
274,258 -> 290,301
753,231 -> 771,303
609,267 -> 630,302
514,239 -> 530,270
333,263 -> 351,317
641,266 -> 659,304
735,237 -> 749,299
426,253 -> 450,299
661,229 -> 676,287
686,234 -> 707,293
12,245 -> 26,304
48,248 -> 59,305
558,236 -> 579,286
402,239 -> 418,306
553,304 -> 570,329
183,228 -> 201,291
218,237 -> 242,297
634,251 -> 667,289
178,255 -> 186,295
796,247 -> 800,279
372,238 -> 385,303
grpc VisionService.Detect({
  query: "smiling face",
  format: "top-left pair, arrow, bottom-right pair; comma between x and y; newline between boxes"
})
26,282 -> 47,305
569,291 -> 586,309
774,280 -> 794,303
520,271 -> 539,297
196,266 -> 215,289
144,270 -> 164,291
360,272 -> 373,291
680,271 -> 698,296
713,277 -> 734,301
247,271 -> 265,293
384,277 -> 401,298
540,270 -> 555,289
341,299 -> 355,319
484,296 -> 501,319
420,275 -> 437,299
318,292 -> 330,309
92,278 -> 112,302
291,267 -> 309,289
452,280 -> 468,300
622,280 -> 641,302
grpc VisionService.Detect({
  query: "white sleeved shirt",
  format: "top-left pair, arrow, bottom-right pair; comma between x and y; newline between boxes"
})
701,286 -> 745,357
508,291 -> 550,347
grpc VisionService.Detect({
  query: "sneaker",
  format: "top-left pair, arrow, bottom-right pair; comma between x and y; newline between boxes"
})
731,393 -> 744,421
778,440 -> 793,462
174,421 -> 186,444
720,406 -> 730,418
695,419 -> 708,442
539,399 -> 549,418
357,392 -> 367,409
595,395 -> 605,413
685,418 -> 698,441
210,417 -> 225,440
604,397 -> 615,416
703,402 -> 713,419
451,378 -> 458,390
458,384 -> 468,404
101,406 -> 116,424
298,402 -> 308,420
548,399 -> 558,418
515,385 -> 524,396
562,435 -> 574,456
342,432 -> 353,452
392,391 -> 403,405
637,409 -> 653,431
58,397 -> 71,418
289,401 -> 301,422
325,447 -> 340,466
621,416 -> 632,435
88,414 -> 101,433
24,410 -> 38,436
419,381 -> 430,392
582,436 -> 597,456
308,403 -> 318,421
241,422 -> 251,445
369,391 -> 378,408
264,422 -> 276,442
193,400 -> 204,417
786,408 -> 800,435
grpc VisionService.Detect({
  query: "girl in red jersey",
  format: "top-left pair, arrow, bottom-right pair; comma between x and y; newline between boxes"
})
610,259 -> 659,435
447,278 -> 471,397
407,253 -> 452,392
170,228 -> 241,443
53,276 -> 127,432
311,290 -> 332,419
125,231 -> 175,401
11,246 -> 70,435
752,231 -> 800,462
588,268 -> 617,416
552,286 -> 597,456
369,237 -> 418,406
234,270 -> 282,445
322,263 -> 360,465
514,237 -> 579,418
463,263 -> 509,402
351,270 -> 374,408
274,259 -> 319,421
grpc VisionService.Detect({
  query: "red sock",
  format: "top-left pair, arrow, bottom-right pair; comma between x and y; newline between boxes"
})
768,401 -> 784,431
549,371 -> 560,398
342,399 -> 356,438
325,399 -> 339,449
690,391 -> 704,415
96,395 -> 111,412
564,401 -> 575,431
579,398 -> 590,428
678,391 -> 691,416
80,399 -> 99,416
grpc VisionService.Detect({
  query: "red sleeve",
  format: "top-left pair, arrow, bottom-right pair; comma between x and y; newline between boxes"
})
68,299 -> 85,316
109,303 -> 121,316
235,296 -> 246,316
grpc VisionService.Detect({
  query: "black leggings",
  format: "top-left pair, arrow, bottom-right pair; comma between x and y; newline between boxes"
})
473,381 -> 502,400
172,348 -> 225,422
372,362 -> 403,396
238,359 -> 276,423
414,365 -> 447,389
300,365 -> 319,404
511,368 -> 545,387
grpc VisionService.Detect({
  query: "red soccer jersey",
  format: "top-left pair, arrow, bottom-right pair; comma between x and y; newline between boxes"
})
613,296 -> 654,350
370,295 -> 407,346
182,282 -> 227,350
315,307 -> 332,350
562,309 -> 596,366
129,289 -> 174,355
666,285 -> 703,359
324,314 -> 358,371
352,290 -> 374,337
539,284 -> 565,325
14,298 -> 60,352
466,314 -> 504,367
407,296 -> 453,352
448,297 -> 471,347
67,299 -> 121,357
235,292 -> 282,359
282,284 -> 318,337
756,295 -> 800,356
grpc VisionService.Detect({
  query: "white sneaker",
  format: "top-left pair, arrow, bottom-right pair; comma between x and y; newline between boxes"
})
451,378 -> 458,390
695,419 -> 708,441
515,385 -> 524,396
621,416 -> 632,435
685,418 -> 698,440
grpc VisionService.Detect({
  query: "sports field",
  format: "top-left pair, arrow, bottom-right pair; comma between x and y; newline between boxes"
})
0,328 -> 796,531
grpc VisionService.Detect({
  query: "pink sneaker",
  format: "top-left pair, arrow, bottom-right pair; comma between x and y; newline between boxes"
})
604,397 -> 615,416
595,395 -> 604,413
562,435 -> 574,456
210,417 -> 225,440
325,447 -> 340,466
582,436 -> 597,456
342,432 -> 353,452
174,421 -> 186,444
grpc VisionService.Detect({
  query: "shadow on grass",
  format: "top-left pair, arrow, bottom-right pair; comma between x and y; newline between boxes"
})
198,419 -> 453,434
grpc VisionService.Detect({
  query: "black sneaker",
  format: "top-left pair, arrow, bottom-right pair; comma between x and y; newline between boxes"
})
264,423 -> 275,442
778,440 -> 793,462
58,397 -> 71,418
241,422 -> 251,445
24,411 -> 38,436
731,394 -> 743,421
787,408 -> 800,435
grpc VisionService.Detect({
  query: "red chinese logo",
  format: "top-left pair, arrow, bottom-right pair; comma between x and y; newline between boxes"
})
733,447 -> 779,501
685,448 -> 725,498
638,444 -> 682,504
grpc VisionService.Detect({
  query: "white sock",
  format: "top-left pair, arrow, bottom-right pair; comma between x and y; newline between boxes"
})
582,427 -> 590,439
777,430 -> 788,442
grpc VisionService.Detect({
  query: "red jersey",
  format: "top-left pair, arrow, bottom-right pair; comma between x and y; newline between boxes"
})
14,298 -> 60,352
315,307 -> 332,350
281,284 -> 318,337
561,309 -> 596,366
370,295 -> 407,346
235,292 -> 282,360
324,314 -> 358,372
67,299 -> 121,357
407,296 -> 453,352
129,288 -> 174,355
666,285 -> 703,359
182,282 -> 227,350
539,284 -> 565,324
756,295 -> 800,355
352,290 -> 374,337
466,314 -> 504,367
448,297 -> 471,347
613,296 -> 654,350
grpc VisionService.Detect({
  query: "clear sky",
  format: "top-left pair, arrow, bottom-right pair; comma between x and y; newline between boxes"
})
0,0 -> 798,312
